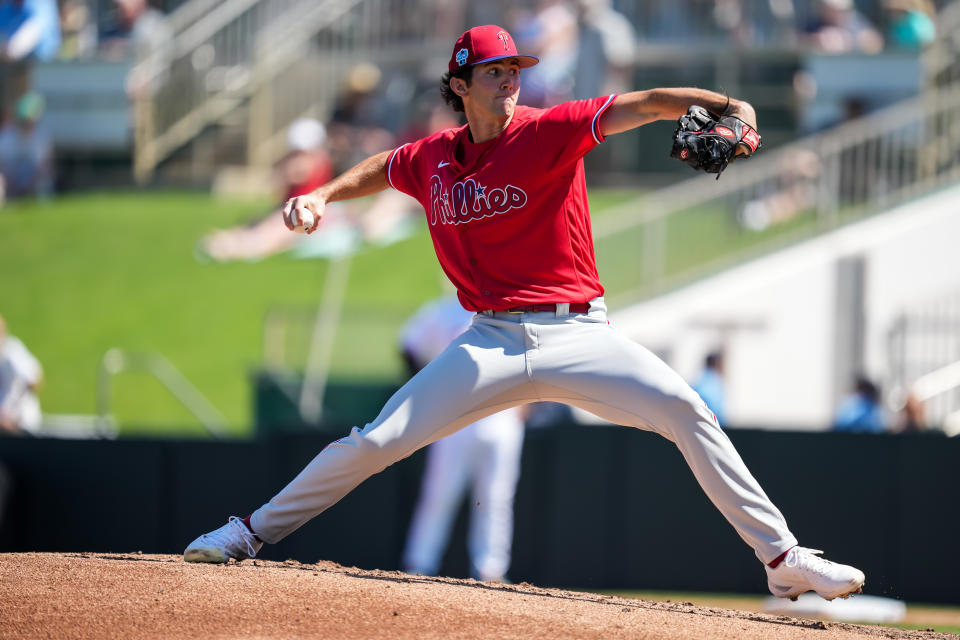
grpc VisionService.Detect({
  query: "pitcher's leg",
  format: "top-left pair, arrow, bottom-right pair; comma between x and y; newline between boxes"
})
250,326 -> 531,543
575,392 -> 796,563
536,321 -> 796,563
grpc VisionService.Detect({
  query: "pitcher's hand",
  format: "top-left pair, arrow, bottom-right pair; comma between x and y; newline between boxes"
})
282,193 -> 324,233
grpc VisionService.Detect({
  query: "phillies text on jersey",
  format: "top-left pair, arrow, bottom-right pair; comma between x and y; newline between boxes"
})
429,176 -> 528,226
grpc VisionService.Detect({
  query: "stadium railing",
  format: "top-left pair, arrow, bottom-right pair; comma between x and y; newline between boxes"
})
592,0 -> 960,303
887,291 -> 960,431
130,0 -> 453,181
96,348 -> 229,439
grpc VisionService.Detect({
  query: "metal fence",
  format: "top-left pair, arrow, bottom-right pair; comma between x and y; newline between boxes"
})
887,293 -> 960,429
131,0 -> 455,180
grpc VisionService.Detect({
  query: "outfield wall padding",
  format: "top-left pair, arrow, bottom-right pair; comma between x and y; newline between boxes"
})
0,426 -> 956,604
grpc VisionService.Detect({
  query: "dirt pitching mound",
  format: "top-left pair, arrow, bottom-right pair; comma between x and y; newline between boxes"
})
0,553 -> 950,640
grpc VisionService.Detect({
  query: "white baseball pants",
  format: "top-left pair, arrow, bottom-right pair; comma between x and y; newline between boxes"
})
402,408 -> 525,581
250,298 -> 798,563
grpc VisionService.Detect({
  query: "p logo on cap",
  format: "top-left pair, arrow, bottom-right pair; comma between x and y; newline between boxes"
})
448,25 -> 539,73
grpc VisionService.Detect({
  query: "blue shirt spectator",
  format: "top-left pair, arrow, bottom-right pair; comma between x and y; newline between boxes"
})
692,351 -> 726,426
833,376 -> 887,433
0,0 -> 61,62
885,0 -> 936,50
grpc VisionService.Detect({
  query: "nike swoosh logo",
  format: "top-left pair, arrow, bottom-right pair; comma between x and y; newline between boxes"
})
438,161 -> 451,168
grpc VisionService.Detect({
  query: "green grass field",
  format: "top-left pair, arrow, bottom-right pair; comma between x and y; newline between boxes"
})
0,188 -> 815,437
0,191 -> 447,435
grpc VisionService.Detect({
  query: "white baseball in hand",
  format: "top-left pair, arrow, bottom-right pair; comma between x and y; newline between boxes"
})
292,209 -> 315,234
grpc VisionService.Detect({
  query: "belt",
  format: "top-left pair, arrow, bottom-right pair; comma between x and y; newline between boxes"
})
504,303 -> 591,314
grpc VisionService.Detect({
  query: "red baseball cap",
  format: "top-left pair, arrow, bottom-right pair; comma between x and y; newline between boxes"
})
448,25 -> 539,73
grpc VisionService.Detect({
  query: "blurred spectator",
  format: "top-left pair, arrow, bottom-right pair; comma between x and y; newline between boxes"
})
401,296 -> 525,583
884,0 -> 935,51
712,0 -> 754,46
0,0 -> 60,123
425,0 -> 466,43
691,350 -> 727,426
0,312 -> 43,434
833,375 -> 887,433
397,93 -> 462,146
512,0 -> 579,107
280,118 -> 333,201
573,0 -> 636,100
327,63 -> 396,173
99,0 -> 172,98
803,0 -> 884,54
768,0 -> 800,45
57,0 -> 96,60
99,0 -> 167,59
0,89 -> 52,204
644,0 -> 707,43
201,118 -> 333,262
896,392 -> 926,433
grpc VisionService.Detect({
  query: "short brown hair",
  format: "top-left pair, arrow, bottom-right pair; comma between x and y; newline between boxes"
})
440,66 -> 473,113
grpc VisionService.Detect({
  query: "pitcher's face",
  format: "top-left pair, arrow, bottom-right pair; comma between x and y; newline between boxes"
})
461,59 -> 521,119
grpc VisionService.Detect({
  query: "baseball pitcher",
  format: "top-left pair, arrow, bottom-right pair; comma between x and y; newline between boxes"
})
185,25 -> 864,602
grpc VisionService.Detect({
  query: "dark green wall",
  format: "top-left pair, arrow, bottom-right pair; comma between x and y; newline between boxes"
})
0,426 -> 956,603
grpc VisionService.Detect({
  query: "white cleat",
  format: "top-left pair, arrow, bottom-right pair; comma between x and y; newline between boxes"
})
766,547 -> 865,601
184,516 -> 263,564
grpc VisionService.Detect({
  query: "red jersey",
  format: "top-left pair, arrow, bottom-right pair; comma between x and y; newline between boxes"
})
386,95 -> 616,312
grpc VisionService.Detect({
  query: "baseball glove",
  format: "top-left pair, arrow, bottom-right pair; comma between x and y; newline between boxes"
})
670,105 -> 761,178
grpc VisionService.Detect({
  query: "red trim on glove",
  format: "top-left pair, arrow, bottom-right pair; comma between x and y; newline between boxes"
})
741,126 -> 760,153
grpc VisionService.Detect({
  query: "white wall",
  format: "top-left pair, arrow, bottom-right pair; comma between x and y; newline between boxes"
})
608,184 -> 960,430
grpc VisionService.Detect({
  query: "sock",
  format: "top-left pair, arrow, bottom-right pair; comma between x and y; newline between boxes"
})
768,547 -> 793,569
242,515 -> 263,543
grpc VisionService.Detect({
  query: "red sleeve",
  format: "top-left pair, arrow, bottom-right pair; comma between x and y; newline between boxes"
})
535,94 -> 617,174
386,141 -> 423,201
